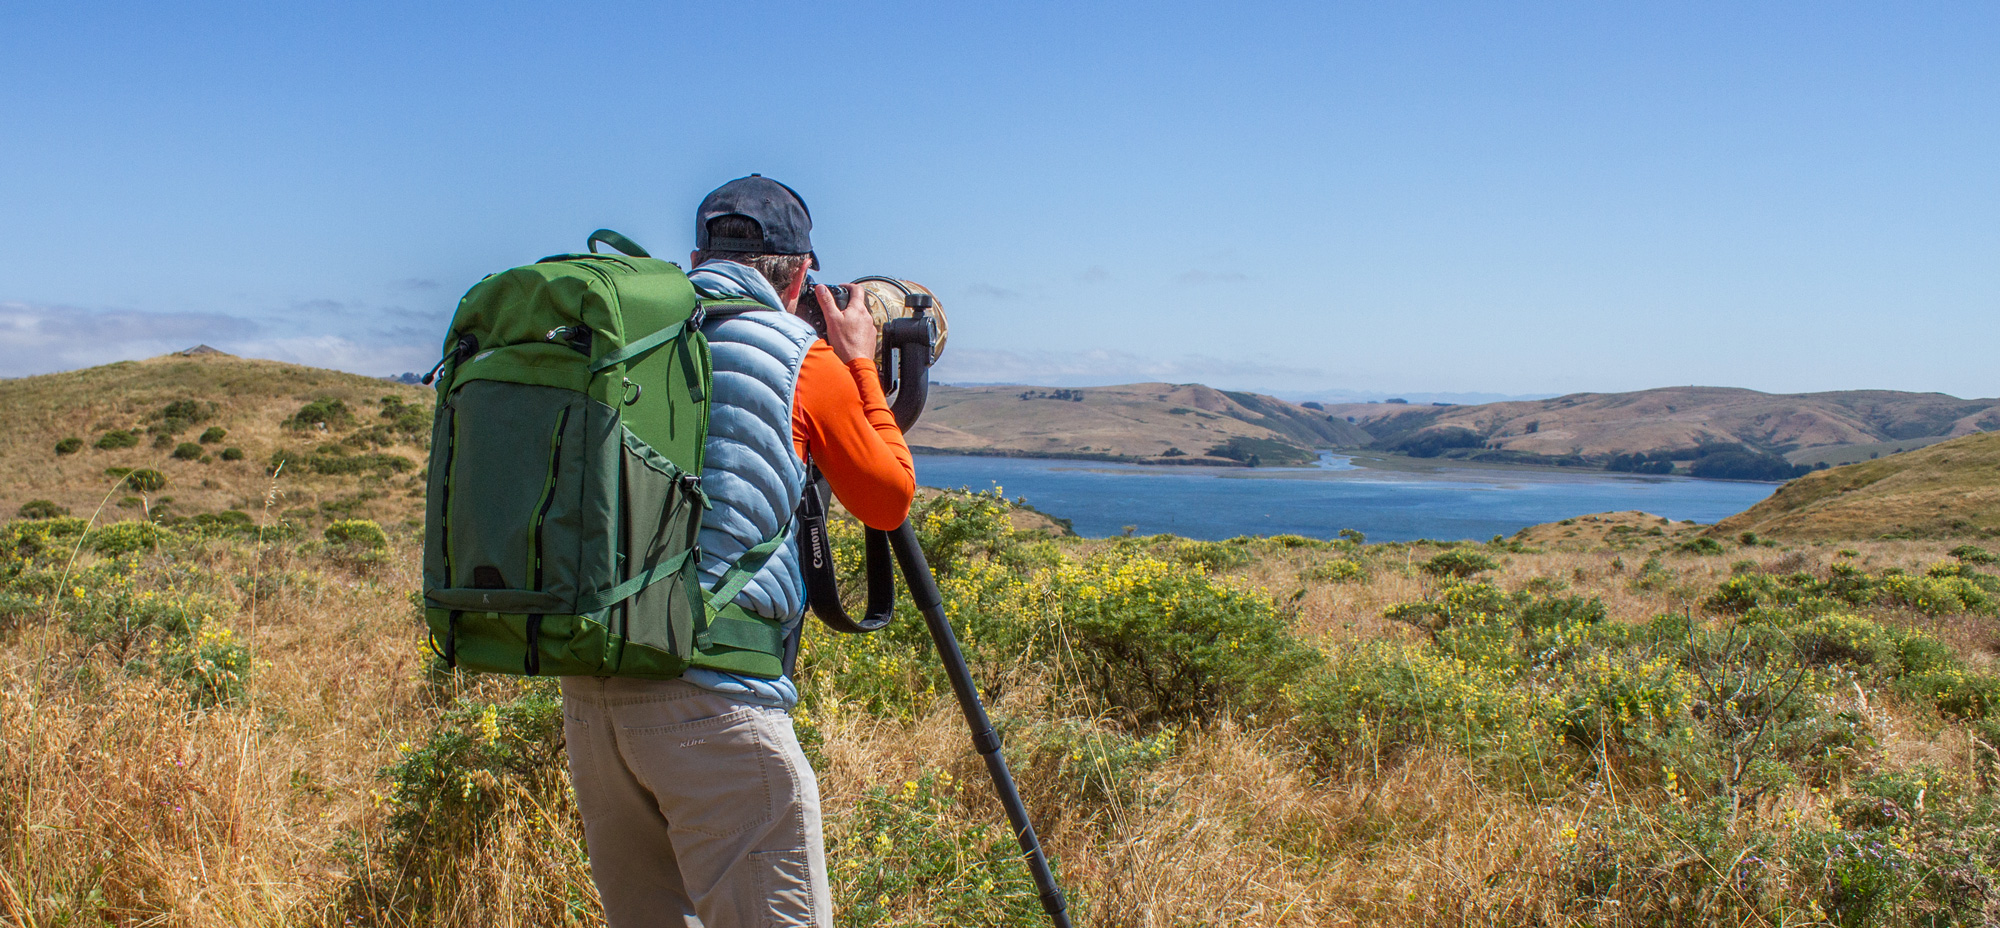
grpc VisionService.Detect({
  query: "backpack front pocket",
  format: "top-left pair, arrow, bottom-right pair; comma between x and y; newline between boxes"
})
439,380 -> 589,602
613,429 -> 704,667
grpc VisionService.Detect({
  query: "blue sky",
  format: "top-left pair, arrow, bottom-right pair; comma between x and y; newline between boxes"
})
1,1 -> 1994,399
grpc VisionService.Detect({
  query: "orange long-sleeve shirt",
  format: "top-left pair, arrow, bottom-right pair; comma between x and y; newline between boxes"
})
792,342 -> 916,529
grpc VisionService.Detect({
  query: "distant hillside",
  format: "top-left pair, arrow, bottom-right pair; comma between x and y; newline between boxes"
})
0,352 -> 430,530
908,383 -> 1369,465
1320,387 -> 2000,476
1710,431 -> 2000,540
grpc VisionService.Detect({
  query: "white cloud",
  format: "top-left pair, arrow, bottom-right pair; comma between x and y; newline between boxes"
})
0,301 -> 262,377
0,301 -> 443,379
229,333 -> 438,378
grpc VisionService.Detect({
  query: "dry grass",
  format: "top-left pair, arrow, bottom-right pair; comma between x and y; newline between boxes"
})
0,353 -> 430,531
1715,431 -> 2000,541
6,485 -> 1999,926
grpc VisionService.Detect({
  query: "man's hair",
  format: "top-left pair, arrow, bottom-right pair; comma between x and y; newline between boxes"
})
694,215 -> 811,298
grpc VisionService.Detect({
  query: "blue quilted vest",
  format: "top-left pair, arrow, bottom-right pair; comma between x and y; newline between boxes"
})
694,307 -> 816,624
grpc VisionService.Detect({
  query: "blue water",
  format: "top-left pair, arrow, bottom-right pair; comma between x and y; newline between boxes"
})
913,453 -> 1778,542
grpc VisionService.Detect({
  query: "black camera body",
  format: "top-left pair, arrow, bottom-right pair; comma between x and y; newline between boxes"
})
796,275 -> 849,340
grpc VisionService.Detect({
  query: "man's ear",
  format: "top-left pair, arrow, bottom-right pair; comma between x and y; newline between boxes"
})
781,269 -> 808,313
689,250 -> 702,268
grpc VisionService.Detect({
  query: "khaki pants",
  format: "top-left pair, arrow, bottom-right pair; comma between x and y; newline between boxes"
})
561,677 -> 831,928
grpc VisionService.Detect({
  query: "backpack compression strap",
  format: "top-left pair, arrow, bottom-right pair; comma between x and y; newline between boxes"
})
574,548 -> 696,615
696,521 -> 793,654
590,319 -> 694,374
589,298 -> 765,405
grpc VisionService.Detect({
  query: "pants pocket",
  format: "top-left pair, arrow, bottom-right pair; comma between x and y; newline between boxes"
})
750,848 -> 816,928
621,707 -> 777,839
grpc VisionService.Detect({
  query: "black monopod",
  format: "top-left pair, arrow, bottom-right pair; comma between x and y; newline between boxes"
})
793,284 -> 1074,928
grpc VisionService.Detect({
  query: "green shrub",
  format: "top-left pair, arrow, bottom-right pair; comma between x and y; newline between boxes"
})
17,499 -> 68,519
1295,640 -> 1536,769
1949,544 -> 1997,565
155,624 -> 252,706
382,686 -> 566,865
1675,537 -> 1726,555
1262,534 -> 1329,550
85,520 -> 175,557
1383,580 -> 1514,635
171,442 -> 204,460
54,436 -> 83,455
1301,558 -> 1369,584
379,396 -> 430,435
1875,572 -> 1994,616
286,397 -> 356,430
324,519 -> 389,550
183,510 -> 256,538
220,446 -> 244,461
831,768 -> 1053,927
0,517 -> 88,559
1420,549 -> 1499,578
1704,574 -> 1786,613
1898,667 -> 2000,720
1791,614 -> 1905,671
198,426 -> 227,444
1006,717 -> 1177,809
1044,553 -> 1320,726
94,430 -> 139,450
269,447 -> 413,477
124,468 -> 167,492
1173,540 -> 1251,572
910,488 -> 1021,580
158,399 -> 210,426
907,545 -> 1319,728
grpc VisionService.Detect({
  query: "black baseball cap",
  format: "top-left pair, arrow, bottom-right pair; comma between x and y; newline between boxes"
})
695,174 -> 819,269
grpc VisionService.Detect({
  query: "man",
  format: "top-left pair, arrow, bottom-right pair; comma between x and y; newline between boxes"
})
559,175 -> 917,927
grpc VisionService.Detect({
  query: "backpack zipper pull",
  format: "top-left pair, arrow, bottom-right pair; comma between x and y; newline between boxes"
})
423,334 -> 481,385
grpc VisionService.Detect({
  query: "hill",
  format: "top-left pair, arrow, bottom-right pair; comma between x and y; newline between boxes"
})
1320,386 -> 2000,475
0,351 -> 430,530
907,382 -> 1369,465
1709,430 -> 2000,540
1508,509 -> 1707,551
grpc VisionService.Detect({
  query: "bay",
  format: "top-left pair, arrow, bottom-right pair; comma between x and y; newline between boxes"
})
912,452 -> 1779,542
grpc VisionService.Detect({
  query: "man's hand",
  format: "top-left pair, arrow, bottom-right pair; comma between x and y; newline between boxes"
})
814,284 -> 877,365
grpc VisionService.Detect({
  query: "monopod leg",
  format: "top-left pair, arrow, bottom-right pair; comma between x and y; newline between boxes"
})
888,521 -> 1074,928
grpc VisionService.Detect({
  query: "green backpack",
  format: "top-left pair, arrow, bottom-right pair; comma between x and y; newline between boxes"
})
420,230 -> 790,679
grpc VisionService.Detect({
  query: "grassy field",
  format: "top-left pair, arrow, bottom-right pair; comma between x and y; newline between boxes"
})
7,355 -> 2000,926
0,352 -> 431,533
1717,432 -> 2000,542
7,486 -> 2000,927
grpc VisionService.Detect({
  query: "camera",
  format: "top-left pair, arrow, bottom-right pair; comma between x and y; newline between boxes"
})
796,275 -> 948,432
